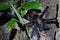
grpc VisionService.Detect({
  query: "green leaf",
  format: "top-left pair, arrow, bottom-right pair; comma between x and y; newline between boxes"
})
6,18 -> 16,32
21,10 -> 28,17
18,1 -> 42,10
0,2 -> 10,10
13,0 -> 19,4
0,0 -> 18,10
10,3 -> 24,24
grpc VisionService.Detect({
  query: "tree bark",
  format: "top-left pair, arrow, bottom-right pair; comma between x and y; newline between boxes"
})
0,23 -> 11,40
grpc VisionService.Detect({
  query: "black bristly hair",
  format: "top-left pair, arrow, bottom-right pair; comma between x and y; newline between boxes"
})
9,29 -> 17,40
16,21 -> 30,39
44,4 -> 59,28
41,4 -> 59,29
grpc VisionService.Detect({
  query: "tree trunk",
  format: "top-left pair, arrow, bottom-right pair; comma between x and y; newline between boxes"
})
0,23 -> 11,40
0,0 -> 59,40
39,0 -> 58,40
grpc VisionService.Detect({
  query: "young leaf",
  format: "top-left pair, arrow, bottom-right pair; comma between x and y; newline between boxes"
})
18,1 -> 42,10
6,18 -> 16,32
10,3 -> 24,24
21,10 -> 28,17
